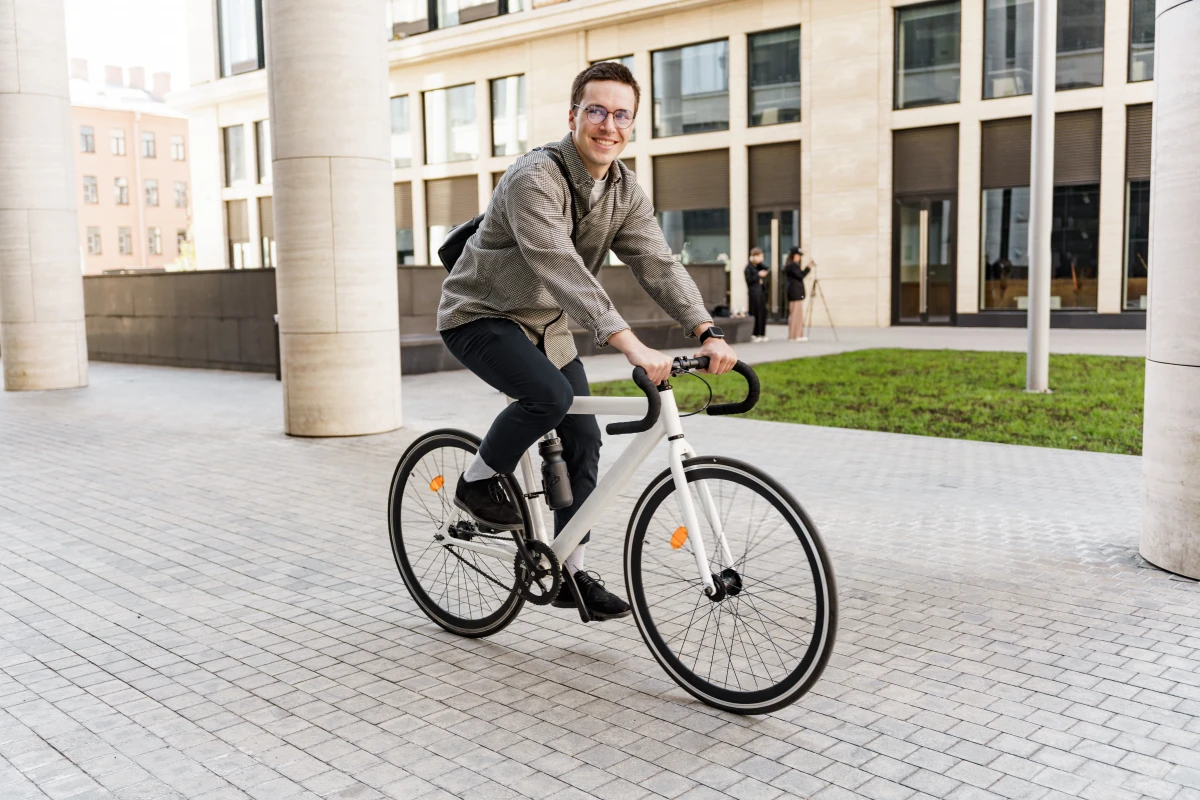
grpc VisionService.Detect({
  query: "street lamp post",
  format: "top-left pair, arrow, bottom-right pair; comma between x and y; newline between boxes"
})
1026,0 -> 1055,393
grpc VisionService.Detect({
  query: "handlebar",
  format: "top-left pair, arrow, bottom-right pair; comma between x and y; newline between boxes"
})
604,358 -> 760,435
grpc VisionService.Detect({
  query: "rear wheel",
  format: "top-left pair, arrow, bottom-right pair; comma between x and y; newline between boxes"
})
388,429 -> 526,637
625,456 -> 837,714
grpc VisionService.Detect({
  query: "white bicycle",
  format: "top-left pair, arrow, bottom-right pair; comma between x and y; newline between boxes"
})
387,356 -> 837,714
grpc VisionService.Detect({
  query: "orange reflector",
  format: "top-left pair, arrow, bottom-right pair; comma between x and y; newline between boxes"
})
429,476 -> 444,492
671,527 -> 688,549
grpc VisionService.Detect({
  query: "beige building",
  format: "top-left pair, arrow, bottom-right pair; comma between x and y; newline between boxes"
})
70,61 -> 193,275
176,0 -> 1156,329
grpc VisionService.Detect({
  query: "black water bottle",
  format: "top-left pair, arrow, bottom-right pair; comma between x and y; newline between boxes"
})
539,437 -> 573,510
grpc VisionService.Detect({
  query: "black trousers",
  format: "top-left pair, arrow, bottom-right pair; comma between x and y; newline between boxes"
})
749,288 -> 768,337
441,317 -> 600,543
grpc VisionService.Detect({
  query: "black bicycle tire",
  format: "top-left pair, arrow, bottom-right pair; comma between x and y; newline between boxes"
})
624,455 -> 838,714
388,429 -> 527,637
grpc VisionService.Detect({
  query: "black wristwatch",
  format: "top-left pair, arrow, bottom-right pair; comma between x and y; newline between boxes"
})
698,325 -> 725,345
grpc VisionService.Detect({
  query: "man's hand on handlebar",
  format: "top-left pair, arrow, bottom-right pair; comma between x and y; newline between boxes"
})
608,329 -> 673,384
695,336 -> 737,375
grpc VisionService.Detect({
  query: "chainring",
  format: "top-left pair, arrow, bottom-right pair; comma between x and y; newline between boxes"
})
514,539 -> 562,606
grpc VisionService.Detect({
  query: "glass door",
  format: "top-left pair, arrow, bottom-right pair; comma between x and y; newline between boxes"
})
893,194 -> 955,324
754,207 -> 799,319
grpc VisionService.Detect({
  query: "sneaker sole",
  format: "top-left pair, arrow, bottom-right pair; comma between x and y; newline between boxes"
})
452,496 -> 524,531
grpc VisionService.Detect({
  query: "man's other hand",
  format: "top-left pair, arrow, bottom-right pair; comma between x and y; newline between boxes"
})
696,337 -> 737,375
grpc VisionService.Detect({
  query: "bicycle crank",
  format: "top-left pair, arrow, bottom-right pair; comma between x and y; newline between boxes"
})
514,540 -> 561,606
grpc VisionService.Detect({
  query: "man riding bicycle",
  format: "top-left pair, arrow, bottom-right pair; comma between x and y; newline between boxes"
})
437,62 -> 738,621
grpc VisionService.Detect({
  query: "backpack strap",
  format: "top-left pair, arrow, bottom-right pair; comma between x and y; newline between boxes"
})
533,146 -> 577,242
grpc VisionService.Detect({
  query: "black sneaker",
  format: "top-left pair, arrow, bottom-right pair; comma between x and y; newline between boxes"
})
552,571 -> 631,620
454,476 -> 523,530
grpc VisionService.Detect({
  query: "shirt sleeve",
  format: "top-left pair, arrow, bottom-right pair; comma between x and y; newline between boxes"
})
505,163 -> 628,348
610,183 -> 712,338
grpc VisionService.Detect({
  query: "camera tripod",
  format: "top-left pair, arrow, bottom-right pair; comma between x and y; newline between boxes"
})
804,267 -> 838,342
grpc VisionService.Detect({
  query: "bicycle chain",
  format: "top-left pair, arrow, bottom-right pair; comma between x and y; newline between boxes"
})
439,526 -> 561,605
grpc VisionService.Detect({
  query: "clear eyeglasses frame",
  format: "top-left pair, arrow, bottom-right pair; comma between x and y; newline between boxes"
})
574,104 -> 635,129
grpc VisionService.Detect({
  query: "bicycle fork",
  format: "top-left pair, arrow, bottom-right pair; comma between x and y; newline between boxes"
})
661,391 -> 736,597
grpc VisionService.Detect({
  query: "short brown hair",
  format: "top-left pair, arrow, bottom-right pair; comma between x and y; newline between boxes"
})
750,247 -> 764,256
571,62 -> 640,114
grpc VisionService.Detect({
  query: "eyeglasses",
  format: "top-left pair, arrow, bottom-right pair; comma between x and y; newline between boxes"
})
574,104 -> 635,129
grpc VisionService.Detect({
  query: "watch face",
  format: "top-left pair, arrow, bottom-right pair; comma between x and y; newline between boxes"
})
707,326 -> 725,339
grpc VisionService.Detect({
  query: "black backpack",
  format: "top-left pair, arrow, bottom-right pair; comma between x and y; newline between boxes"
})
437,147 -> 577,273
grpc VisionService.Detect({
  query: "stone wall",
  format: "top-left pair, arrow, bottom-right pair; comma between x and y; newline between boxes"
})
82,264 -> 733,374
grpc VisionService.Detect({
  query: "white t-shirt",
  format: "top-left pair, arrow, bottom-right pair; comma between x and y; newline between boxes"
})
590,174 -> 607,210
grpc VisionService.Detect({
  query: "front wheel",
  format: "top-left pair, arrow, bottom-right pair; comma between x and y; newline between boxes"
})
625,456 -> 837,714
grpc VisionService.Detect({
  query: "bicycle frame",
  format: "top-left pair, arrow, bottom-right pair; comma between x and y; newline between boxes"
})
439,387 -> 736,595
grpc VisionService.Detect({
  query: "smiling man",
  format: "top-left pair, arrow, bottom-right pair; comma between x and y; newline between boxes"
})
437,62 -> 738,621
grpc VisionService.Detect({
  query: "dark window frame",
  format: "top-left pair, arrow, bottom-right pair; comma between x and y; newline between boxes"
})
893,0 -> 962,111
650,37 -> 732,139
747,25 -> 802,127
1128,0 -> 1155,82
216,0 -> 266,78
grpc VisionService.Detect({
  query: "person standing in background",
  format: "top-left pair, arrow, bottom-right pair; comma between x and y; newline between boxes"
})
785,246 -> 812,342
744,247 -> 769,342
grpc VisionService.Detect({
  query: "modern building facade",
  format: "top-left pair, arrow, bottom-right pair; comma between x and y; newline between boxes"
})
176,0 -> 1156,328
70,61 -> 193,275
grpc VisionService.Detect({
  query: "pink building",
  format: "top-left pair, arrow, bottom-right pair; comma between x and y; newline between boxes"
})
70,60 -> 192,275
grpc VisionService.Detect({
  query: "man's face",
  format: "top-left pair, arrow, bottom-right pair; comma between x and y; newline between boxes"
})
751,253 -> 763,265
569,80 -> 636,176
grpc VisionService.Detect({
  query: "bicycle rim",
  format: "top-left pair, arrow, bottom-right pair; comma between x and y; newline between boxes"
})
626,456 -> 837,714
388,430 -> 525,637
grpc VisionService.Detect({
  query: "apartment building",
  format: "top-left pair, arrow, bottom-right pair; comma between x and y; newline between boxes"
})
70,61 -> 193,275
177,0 -> 1155,327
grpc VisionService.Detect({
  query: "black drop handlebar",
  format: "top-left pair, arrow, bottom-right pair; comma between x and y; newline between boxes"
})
604,357 -> 761,436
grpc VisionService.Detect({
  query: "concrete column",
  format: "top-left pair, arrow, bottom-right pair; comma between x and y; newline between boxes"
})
267,0 -> 402,436
1140,0 -> 1200,579
0,0 -> 89,391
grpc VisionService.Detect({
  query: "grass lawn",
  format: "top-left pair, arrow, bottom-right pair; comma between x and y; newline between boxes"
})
591,348 -> 1145,455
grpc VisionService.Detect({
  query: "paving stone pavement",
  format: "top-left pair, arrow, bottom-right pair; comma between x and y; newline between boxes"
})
1,354 -> 1198,800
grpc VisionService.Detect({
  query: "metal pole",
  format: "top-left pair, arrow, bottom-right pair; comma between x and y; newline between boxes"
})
1026,0 -> 1055,393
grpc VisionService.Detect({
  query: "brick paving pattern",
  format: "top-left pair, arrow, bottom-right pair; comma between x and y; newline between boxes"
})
1,358 -> 1197,800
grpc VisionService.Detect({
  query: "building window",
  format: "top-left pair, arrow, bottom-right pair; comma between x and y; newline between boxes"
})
87,227 -> 101,255
171,135 -> 186,161
1129,0 -> 1155,82
1057,0 -> 1104,89
83,176 -> 98,204
983,0 -> 1033,98
80,126 -> 95,153
390,96 -> 411,169
1126,181 -> 1150,309
255,120 -> 271,182
176,229 -> 189,257
224,125 -> 246,186
141,131 -> 156,158
388,0 -> 430,37
226,200 -> 252,268
118,227 -> 132,255
426,176 -> 478,265
396,182 -> 415,265
894,2 -> 961,109
175,181 -> 188,208
652,40 -> 730,138
490,75 -> 527,157
111,129 -> 126,155
424,84 -> 478,165
218,0 -> 264,77
653,150 -> 731,266
114,177 -> 129,205
147,227 -> 162,257
749,27 -> 801,126
592,56 -> 637,141
259,197 -> 275,268
145,179 -> 159,207
436,0 -> 501,31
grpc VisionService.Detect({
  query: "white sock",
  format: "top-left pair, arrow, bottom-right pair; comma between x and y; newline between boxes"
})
564,545 -> 585,575
463,453 -> 497,483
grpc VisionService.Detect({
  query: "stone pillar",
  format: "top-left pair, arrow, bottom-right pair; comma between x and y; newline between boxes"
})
1139,0 -> 1200,578
267,0 -> 402,436
0,0 -> 88,391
